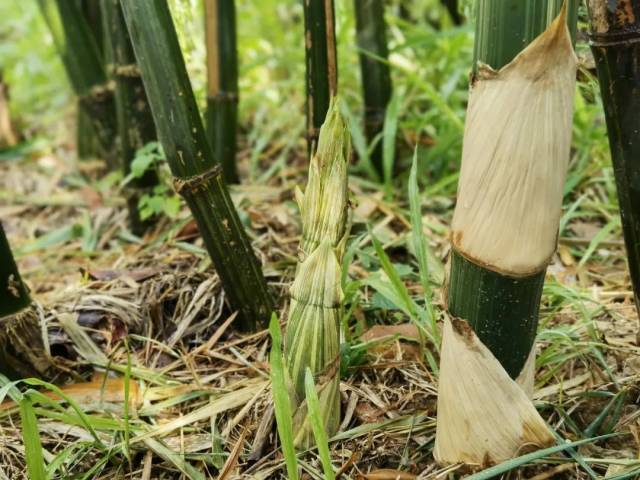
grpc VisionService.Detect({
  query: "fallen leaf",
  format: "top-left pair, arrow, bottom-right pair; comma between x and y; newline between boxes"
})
360,324 -> 420,343
358,469 -> 417,480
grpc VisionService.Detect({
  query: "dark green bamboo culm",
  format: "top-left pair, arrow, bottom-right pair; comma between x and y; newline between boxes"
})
102,0 -> 159,235
448,0 -> 578,379
0,223 -> 47,379
303,0 -> 338,153
0,223 -> 30,319
120,0 -> 273,331
76,0 -> 104,160
38,0 -> 117,168
354,0 -> 392,177
588,0 -> 640,315
204,0 -> 239,184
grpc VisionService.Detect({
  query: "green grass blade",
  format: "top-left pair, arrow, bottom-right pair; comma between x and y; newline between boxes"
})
304,368 -> 335,480
465,433 -> 619,480
408,147 -> 439,345
382,92 -> 400,197
20,396 -> 47,480
269,314 -> 299,480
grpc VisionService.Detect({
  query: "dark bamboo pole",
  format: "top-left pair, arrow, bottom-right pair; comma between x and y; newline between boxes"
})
0,223 -> 30,319
588,0 -> 640,315
37,0 -> 118,168
120,0 -> 273,331
76,0 -> 104,160
102,0 -> 159,235
448,0 -> 579,379
441,0 -> 463,25
303,0 -> 338,153
204,0 -> 239,184
354,0 -> 392,177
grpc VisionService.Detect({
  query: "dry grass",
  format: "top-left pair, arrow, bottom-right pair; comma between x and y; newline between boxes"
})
0,140 -> 638,480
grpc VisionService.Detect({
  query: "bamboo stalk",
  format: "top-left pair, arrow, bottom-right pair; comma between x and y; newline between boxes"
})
101,0 -> 159,235
473,0 -> 578,74
0,223 -> 30,319
303,0 -> 338,153
587,0 -> 640,315
435,3 -> 578,467
120,0 -> 273,331
0,224 -> 46,379
204,0 -> 239,184
284,98 -> 350,448
75,0 -> 104,160
354,0 -> 392,176
452,0 -> 579,378
37,0 -> 118,168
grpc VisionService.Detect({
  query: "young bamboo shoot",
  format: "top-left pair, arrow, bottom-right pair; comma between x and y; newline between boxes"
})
284,98 -> 350,448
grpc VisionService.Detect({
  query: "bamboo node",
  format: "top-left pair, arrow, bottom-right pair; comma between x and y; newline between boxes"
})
207,91 -> 238,102
173,165 -> 223,197
109,64 -> 142,78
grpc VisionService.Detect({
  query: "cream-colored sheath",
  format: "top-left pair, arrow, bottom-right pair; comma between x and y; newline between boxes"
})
435,6 -> 577,467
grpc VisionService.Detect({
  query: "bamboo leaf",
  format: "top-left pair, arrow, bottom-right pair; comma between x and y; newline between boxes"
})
382,92 -> 399,197
465,434 -> 619,480
269,314 -> 299,480
304,368 -> 335,480
20,396 -> 47,480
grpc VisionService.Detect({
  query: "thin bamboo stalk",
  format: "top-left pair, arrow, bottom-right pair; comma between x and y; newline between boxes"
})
204,0 -> 239,184
451,0 -> 579,378
587,0 -> 640,315
102,0 -> 159,235
303,0 -> 338,153
284,98 -> 350,448
120,0 -> 273,331
37,0 -> 118,168
354,0 -> 392,176
0,223 -> 30,319
76,0 -> 104,160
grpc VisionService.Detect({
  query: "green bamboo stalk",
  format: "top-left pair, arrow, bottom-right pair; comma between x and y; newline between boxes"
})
449,0 -> 579,379
101,0 -> 159,235
120,0 -> 273,331
473,0 -> 578,74
38,0 -> 118,168
0,223 -> 30,319
284,98 -> 350,448
75,0 -> 104,160
204,0 -> 239,184
587,0 -> 640,315
354,0 -> 392,177
303,0 -> 338,153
